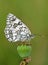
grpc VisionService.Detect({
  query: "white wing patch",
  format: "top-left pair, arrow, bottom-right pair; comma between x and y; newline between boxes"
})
4,13 -> 34,42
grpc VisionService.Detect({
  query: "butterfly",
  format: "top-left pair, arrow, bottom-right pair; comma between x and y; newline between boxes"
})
4,13 -> 35,42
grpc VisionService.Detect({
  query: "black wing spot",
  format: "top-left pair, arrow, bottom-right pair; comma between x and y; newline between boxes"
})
11,18 -> 16,21
13,23 -> 18,28
18,21 -> 22,25
11,16 -> 16,21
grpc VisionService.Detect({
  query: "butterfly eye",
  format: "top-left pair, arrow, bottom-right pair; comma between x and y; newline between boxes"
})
13,23 -> 18,28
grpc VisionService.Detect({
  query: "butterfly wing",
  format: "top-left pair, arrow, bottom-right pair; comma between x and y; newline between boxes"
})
4,13 -> 34,42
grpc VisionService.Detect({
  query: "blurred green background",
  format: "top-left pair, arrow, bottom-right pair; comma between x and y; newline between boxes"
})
0,0 -> 48,65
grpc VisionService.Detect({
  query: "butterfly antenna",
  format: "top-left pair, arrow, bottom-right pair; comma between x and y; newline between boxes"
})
31,34 -> 45,39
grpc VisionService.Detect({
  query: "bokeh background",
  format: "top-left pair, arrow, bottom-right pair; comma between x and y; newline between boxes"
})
0,0 -> 48,65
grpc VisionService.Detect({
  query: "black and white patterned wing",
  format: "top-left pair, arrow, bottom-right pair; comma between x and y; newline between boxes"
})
4,13 -> 34,42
